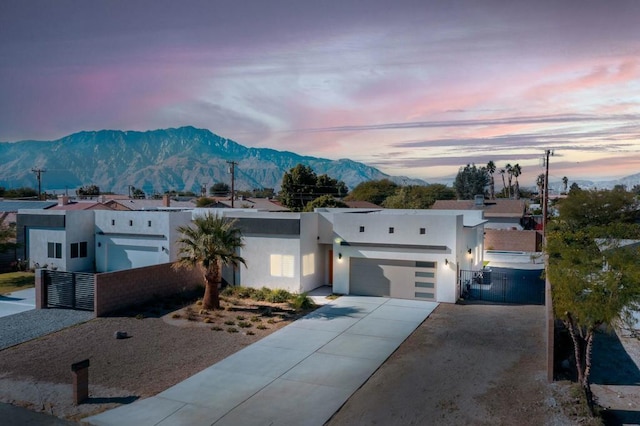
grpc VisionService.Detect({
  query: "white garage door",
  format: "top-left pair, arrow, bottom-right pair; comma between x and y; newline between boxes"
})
349,258 -> 437,300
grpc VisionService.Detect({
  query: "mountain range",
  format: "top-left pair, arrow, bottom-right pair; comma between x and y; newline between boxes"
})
0,126 -> 425,195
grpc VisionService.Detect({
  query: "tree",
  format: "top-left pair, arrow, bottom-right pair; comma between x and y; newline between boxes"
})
453,164 -> 489,200
505,163 -> 513,198
303,195 -> 348,212
486,161 -> 496,200
279,164 -> 347,212
547,226 -> 640,408
512,164 -> 522,199
129,186 -> 145,199
0,216 -> 17,255
76,185 -> 100,199
557,187 -> 640,230
562,176 -> 569,194
209,183 -> 230,197
345,179 -> 399,205
382,184 -> 456,209
499,169 -> 507,198
0,187 -> 38,199
174,214 -> 246,310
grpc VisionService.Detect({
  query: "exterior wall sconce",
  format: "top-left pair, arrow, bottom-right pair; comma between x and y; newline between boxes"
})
338,253 -> 342,260
467,248 -> 472,255
445,258 -> 448,265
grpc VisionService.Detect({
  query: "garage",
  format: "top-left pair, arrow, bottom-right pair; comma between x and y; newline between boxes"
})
349,257 -> 437,300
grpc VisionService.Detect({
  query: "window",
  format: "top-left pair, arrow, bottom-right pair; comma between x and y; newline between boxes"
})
129,220 -> 133,226
148,220 -> 152,227
302,254 -> 315,276
47,242 -> 62,259
270,254 -> 295,278
420,228 -> 426,235
111,219 -> 115,226
70,242 -> 89,259
389,227 -> 394,234
359,226 -> 365,232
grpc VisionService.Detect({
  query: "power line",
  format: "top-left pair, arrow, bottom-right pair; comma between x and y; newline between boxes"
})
31,167 -> 47,200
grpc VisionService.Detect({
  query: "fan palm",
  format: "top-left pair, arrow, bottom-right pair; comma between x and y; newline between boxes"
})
486,161 -> 496,199
512,164 -> 522,199
174,213 -> 246,309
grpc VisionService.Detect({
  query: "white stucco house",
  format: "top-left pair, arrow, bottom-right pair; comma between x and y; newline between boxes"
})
19,206 -> 486,304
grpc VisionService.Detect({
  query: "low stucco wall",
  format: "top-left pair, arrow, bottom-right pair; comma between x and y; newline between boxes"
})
94,262 -> 202,316
484,229 -> 542,252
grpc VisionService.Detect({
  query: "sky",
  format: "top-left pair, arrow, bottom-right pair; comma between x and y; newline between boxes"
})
1,0 -> 640,186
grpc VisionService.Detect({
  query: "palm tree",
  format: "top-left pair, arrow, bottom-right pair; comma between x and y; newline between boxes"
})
486,161 -> 496,199
536,173 -> 545,201
499,168 -> 507,197
505,163 -> 513,198
562,176 -> 569,194
512,164 -> 522,199
174,213 -> 246,309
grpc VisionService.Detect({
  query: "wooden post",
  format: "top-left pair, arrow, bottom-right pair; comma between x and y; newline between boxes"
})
71,359 -> 90,404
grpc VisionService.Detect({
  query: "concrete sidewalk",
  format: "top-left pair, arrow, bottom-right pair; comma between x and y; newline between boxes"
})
84,296 -> 438,426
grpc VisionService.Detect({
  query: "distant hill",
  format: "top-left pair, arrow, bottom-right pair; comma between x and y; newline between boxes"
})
0,126 -> 426,195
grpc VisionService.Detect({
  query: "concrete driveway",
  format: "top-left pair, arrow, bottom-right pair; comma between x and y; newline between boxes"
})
0,288 -> 35,318
84,296 -> 439,426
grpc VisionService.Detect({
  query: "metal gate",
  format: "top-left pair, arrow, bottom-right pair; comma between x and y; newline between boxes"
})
44,270 -> 95,311
459,267 -> 544,305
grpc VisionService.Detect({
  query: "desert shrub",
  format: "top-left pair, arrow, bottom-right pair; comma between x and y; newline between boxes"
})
238,321 -> 252,328
250,316 -> 261,322
171,313 -> 181,319
289,293 -> 316,311
256,324 -> 268,330
211,326 -> 223,331
227,327 -> 239,333
267,318 -> 276,324
236,315 -> 246,320
246,331 -> 255,336
203,317 -> 213,323
253,287 -> 272,301
135,313 -> 144,320
267,289 -> 292,303
224,320 -> 235,326
220,286 -> 236,297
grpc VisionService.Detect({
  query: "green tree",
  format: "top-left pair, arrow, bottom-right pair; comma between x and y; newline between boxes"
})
536,173 -> 545,201
383,184 -> 455,209
505,163 -> 513,198
453,164 -> 489,200
512,164 -> 522,199
76,185 -> 100,198
303,195 -> 348,211
498,168 -> 507,197
209,183 -> 230,197
0,216 -> 17,254
562,176 -> 569,194
174,214 -> 246,310
279,164 -> 346,212
557,187 -> 640,230
486,161 -> 496,200
0,187 -> 38,199
345,179 -> 399,206
547,226 -> 640,408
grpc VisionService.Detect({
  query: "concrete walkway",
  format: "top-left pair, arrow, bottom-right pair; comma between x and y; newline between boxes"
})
84,296 -> 438,426
0,287 -> 35,318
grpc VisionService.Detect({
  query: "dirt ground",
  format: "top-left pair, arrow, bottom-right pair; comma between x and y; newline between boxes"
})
0,296 -> 306,421
327,303 -> 585,426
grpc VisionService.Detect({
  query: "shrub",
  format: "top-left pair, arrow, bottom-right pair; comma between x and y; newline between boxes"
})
254,287 -> 272,301
267,288 -> 292,303
227,327 -> 239,333
203,317 -> 213,323
256,324 -> 268,330
267,319 -> 276,324
135,313 -> 144,320
211,326 -> 223,331
224,320 -> 235,326
289,293 -> 316,311
238,321 -> 252,328
171,313 -> 181,319
246,331 -> 255,336
250,316 -> 261,322
236,315 -> 246,321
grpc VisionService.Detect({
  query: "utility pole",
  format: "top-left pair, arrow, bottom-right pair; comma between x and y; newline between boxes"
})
542,150 -> 553,236
227,161 -> 237,208
31,168 -> 46,200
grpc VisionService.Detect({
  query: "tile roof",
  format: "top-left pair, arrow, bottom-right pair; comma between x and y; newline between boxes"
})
431,199 -> 526,218
0,200 -> 57,212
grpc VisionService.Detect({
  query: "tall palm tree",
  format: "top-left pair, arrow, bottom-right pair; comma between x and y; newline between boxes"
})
512,164 -> 522,199
486,160 -> 496,200
499,168 -> 507,197
505,163 -> 513,198
562,176 -> 569,194
174,213 -> 246,309
536,173 -> 545,201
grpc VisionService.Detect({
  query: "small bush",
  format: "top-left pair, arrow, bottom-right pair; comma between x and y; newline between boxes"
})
267,289 -> 292,303
211,326 -> 223,331
135,313 -> 144,320
250,316 -> 261,322
267,318 -> 276,324
227,327 -> 239,333
215,312 -> 225,318
253,287 -> 272,301
224,320 -> 235,326
203,317 -> 213,323
256,324 -> 268,330
246,331 -> 255,336
171,313 -> 181,319
196,299 -> 203,306
289,293 -> 316,311
238,321 -> 252,328
236,315 -> 246,320
199,309 -> 208,315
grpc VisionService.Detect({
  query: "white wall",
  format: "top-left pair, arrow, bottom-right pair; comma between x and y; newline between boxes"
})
65,211 -> 96,272
238,235 -> 302,293
299,213 -> 324,292
28,227 -> 66,270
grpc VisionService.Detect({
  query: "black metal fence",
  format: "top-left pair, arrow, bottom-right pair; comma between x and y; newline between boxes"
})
44,270 -> 95,311
459,267 -> 545,305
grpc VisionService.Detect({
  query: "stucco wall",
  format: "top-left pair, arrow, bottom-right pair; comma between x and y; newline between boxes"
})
484,229 -> 541,252
94,262 -> 202,316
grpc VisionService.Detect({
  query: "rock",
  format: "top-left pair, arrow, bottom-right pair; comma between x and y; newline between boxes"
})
114,331 -> 128,339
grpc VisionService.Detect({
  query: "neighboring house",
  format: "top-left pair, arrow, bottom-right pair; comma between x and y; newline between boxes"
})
206,197 -> 290,212
432,197 -> 527,230
17,209 -> 96,272
94,210 -> 192,272
103,195 -> 195,211
49,195 -> 112,211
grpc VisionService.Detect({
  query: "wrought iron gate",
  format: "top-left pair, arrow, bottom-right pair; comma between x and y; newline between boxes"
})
459,267 -> 544,305
44,270 -> 95,311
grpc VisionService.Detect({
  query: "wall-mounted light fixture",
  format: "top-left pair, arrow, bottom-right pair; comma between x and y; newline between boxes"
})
445,258 -> 448,265
338,253 -> 342,260
467,248 -> 472,255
